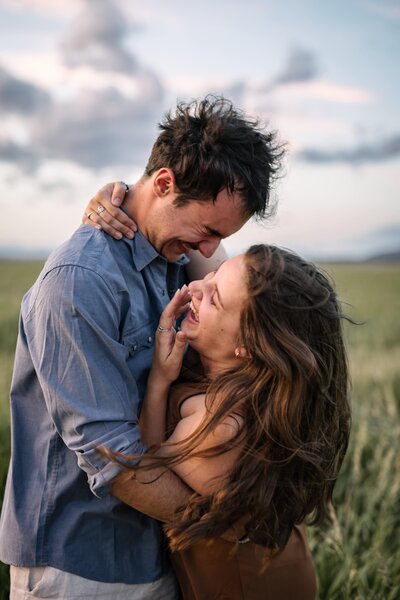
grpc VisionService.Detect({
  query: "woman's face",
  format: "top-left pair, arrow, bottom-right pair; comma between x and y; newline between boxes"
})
180,255 -> 248,371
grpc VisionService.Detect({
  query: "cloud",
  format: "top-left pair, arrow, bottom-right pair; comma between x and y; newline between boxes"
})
217,48 -> 321,108
61,0 -> 140,74
31,78 -> 163,169
273,80 -> 375,104
0,140 -> 40,173
0,66 -> 51,114
364,1 -> 400,20
4,0 -> 81,10
0,0 -> 166,172
265,47 -> 319,92
0,70 -> 164,171
297,134 -> 400,165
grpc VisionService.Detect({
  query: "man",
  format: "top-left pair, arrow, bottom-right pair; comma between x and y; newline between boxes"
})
0,96 -> 283,598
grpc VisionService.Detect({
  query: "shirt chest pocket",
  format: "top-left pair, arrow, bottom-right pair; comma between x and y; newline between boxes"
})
122,321 -> 155,356
122,321 -> 156,399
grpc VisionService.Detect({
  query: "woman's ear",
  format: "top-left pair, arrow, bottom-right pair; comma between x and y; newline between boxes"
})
153,168 -> 176,198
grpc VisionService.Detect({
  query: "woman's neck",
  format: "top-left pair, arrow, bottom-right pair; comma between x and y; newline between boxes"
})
199,354 -> 236,380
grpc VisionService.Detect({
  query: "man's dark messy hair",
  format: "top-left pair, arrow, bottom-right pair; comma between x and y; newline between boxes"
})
144,96 -> 285,218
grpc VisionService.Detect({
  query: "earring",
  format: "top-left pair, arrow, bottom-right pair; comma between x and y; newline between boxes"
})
235,347 -> 248,358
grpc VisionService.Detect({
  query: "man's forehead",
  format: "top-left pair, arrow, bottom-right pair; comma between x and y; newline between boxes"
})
202,199 -> 249,235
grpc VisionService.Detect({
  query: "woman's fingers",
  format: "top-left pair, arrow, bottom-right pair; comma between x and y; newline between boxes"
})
172,330 -> 187,353
157,286 -> 191,331
154,289 -> 190,383
111,181 -> 130,207
88,209 -> 136,240
82,182 -> 136,239
153,328 -> 187,384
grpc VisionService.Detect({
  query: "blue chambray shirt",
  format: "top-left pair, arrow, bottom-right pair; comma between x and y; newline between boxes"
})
0,224 -> 187,583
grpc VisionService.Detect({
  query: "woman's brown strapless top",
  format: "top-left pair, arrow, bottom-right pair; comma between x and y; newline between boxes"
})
167,381 -> 317,600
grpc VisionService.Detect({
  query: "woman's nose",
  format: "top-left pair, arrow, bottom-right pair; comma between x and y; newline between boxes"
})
188,280 -> 203,299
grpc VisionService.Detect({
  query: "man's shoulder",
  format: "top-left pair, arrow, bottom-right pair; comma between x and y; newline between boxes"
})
45,225 -> 109,270
22,227 -> 131,318
32,226 -> 129,296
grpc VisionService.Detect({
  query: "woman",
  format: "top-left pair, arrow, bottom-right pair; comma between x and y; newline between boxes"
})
83,197 -> 351,599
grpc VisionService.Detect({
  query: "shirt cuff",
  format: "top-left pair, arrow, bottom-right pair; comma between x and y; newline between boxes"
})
78,436 -> 147,499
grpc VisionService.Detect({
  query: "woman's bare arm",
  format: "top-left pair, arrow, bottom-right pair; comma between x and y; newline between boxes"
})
159,394 -> 242,496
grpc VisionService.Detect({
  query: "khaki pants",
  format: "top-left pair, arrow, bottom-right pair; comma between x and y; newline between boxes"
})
10,565 -> 179,599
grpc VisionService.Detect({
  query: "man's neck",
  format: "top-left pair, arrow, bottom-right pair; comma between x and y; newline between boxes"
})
124,178 -> 152,239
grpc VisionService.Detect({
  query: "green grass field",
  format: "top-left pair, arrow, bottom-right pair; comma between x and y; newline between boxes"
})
0,260 -> 399,599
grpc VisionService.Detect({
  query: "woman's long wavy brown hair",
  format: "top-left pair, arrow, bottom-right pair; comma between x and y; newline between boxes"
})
113,244 -> 351,552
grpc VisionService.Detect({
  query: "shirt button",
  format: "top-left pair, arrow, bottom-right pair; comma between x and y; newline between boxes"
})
132,344 -> 138,351
161,289 -> 166,296
147,336 -> 152,343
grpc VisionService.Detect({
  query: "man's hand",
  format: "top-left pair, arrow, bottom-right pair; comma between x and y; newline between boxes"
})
111,464 -> 193,523
82,181 -> 137,240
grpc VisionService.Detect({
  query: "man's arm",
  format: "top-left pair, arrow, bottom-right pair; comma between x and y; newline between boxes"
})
26,264 -> 147,497
111,464 -> 193,523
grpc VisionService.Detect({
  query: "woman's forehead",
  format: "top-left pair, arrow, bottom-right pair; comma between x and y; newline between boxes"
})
215,255 -> 247,304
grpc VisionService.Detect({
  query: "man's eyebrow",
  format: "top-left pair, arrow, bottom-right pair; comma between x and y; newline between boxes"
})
204,226 -> 223,238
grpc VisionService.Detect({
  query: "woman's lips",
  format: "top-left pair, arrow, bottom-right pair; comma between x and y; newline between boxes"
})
189,301 -> 199,322
184,301 -> 199,325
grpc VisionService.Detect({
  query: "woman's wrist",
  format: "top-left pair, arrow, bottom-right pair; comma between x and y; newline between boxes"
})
147,371 -> 172,395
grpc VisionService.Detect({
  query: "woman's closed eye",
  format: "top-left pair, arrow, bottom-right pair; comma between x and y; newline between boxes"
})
204,270 -> 217,282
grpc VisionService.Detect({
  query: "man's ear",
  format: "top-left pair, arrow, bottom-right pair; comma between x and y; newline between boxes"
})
153,168 -> 176,198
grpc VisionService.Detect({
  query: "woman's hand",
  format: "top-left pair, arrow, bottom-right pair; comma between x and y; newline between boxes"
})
140,286 -> 191,446
82,181 -> 137,240
150,286 -> 191,386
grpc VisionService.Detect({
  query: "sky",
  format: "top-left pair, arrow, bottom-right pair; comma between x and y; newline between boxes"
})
0,0 -> 399,260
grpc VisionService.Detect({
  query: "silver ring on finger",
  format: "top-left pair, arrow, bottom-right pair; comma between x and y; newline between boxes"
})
96,204 -> 105,215
157,325 -> 171,333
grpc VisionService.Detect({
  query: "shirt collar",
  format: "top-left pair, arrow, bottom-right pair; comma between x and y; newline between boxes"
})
123,228 -> 189,271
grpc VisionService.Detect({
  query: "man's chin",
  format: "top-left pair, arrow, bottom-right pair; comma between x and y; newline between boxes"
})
163,251 -> 185,263
162,242 -> 188,262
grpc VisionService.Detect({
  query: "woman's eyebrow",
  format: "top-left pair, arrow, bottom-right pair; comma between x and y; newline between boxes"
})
216,285 -> 225,308
213,282 -> 225,309
207,262 -> 226,307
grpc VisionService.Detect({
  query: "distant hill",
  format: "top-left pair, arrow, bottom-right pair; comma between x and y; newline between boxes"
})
318,249 -> 400,265
364,250 -> 400,264
1,249 -> 400,264
0,245 -> 51,260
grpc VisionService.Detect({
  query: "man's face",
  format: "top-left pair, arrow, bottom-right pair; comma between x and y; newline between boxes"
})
147,187 -> 249,262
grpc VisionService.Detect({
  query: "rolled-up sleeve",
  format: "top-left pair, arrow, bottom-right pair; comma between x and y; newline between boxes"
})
24,264 -> 146,498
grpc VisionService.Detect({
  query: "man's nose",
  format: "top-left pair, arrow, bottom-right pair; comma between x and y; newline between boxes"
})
197,238 -> 221,258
